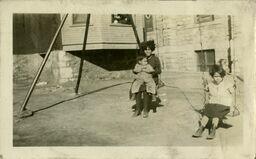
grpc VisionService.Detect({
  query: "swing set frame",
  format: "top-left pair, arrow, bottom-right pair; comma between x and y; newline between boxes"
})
18,14 -> 142,118
18,14 -> 241,118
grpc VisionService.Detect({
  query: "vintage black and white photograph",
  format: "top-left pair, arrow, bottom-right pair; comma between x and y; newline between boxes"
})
12,13 -> 245,147
0,1 -> 255,158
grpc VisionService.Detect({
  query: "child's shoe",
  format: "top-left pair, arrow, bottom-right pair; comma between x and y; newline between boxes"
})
206,126 -> 216,140
192,126 -> 204,138
132,110 -> 141,117
143,111 -> 149,118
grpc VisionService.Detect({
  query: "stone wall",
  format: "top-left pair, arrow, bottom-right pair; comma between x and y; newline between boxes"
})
13,51 -> 60,87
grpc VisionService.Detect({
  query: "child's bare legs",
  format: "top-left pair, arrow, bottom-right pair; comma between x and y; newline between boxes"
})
193,116 -> 209,138
206,117 -> 219,139
131,79 -> 144,101
145,78 -> 157,101
201,116 -> 209,127
212,118 -> 219,127
193,116 -> 219,139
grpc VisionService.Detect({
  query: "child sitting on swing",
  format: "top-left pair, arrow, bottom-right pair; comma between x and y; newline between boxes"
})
218,58 -> 239,116
192,64 -> 235,139
130,55 -> 157,101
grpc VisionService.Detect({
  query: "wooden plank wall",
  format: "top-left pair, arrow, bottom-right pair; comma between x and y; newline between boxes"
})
61,14 -> 144,51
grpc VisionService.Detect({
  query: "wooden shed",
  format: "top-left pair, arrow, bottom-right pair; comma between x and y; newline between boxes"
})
61,14 -> 144,51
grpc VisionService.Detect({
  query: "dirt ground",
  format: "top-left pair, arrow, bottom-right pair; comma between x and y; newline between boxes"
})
13,77 -> 243,146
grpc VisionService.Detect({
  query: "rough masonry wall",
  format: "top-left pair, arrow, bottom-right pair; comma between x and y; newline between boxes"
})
13,51 -> 60,87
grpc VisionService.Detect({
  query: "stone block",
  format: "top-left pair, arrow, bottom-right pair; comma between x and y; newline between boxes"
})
59,67 -> 73,79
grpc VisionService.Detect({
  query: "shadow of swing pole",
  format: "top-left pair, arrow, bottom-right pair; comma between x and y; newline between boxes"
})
33,82 -> 131,114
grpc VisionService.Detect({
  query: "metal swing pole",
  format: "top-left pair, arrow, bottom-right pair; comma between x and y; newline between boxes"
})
129,14 -> 141,53
228,15 -> 233,73
19,14 -> 69,117
75,14 -> 91,94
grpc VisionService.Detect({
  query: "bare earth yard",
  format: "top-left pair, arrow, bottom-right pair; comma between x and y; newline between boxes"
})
13,78 -> 243,146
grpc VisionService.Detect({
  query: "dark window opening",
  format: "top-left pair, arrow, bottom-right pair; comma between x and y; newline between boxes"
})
72,14 -> 88,25
195,15 -> 214,23
195,49 -> 215,72
111,14 -> 131,25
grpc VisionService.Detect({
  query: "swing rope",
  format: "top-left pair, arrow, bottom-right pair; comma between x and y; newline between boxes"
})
164,21 -> 207,114
198,19 -> 208,106
231,15 -> 240,116
164,84 -> 204,114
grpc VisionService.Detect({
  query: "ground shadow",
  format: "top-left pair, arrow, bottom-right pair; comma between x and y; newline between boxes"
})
131,97 -> 164,113
204,118 -> 233,131
32,81 -> 131,114
218,120 -> 233,129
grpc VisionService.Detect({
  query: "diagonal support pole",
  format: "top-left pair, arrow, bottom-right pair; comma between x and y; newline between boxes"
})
18,14 -> 68,117
129,15 -> 141,52
75,14 -> 91,94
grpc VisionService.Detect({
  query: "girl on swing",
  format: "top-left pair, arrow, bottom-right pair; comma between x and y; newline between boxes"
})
218,58 -> 239,116
193,64 -> 235,139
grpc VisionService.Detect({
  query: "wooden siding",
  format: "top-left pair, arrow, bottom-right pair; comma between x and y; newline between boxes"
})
61,14 -> 144,51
